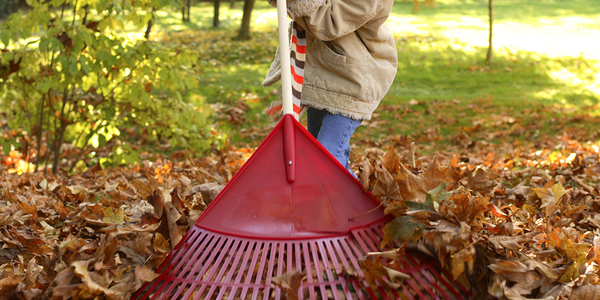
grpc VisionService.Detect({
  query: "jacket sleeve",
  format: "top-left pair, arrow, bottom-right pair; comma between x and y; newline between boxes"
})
288,0 -> 387,41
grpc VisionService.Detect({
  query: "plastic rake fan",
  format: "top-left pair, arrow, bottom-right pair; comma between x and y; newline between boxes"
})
132,116 -> 469,300
132,0 -> 470,298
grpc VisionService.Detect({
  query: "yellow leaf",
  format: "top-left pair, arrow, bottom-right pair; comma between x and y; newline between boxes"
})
102,207 -> 124,225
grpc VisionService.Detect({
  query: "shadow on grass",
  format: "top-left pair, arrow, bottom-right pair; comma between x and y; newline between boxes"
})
154,0 -> 277,32
356,34 -> 600,151
392,0 -> 600,20
391,35 -> 599,107
151,21 -> 600,150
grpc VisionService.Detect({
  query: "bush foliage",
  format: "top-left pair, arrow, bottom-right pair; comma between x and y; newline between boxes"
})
0,0 -> 217,173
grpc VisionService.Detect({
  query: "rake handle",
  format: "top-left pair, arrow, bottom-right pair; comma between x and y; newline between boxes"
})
276,0 -> 294,117
276,0 -> 296,183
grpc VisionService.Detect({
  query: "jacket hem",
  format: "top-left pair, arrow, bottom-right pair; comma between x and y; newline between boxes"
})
301,85 -> 374,121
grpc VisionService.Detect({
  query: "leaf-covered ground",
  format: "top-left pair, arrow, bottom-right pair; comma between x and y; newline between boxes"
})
2,3 -> 600,298
2,124 -> 600,299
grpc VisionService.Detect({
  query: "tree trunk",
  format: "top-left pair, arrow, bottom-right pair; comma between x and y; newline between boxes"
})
145,19 -> 153,39
213,0 -> 220,27
486,0 -> 494,64
34,96 -> 45,172
237,0 -> 255,39
230,0 -> 235,9
186,0 -> 191,21
182,0 -> 191,22
145,7 -> 155,39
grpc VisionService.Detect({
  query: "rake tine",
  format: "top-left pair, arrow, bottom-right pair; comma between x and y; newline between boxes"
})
309,241 -> 328,298
240,241 -> 264,299
295,242 -> 307,300
167,229 -> 207,277
187,235 -> 226,282
328,239 -> 355,300
228,240 -> 256,300
263,241 -> 279,300
170,236 -> 228,300
350,229 -> 374,255
155,229 -> 198,275
317,239 -> 340,300
414,262 -> 451,299
196,237 -> 239,300
415,252 -> 469,299
210,239 -> 243,298
217,239 -> 249,300
340,237 -> 364,276
252,242 -> 271,299
302,241 -> 317,299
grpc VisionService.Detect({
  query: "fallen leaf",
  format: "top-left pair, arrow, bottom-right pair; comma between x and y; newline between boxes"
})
270,270 -> 305,300
102,207 -> 125,225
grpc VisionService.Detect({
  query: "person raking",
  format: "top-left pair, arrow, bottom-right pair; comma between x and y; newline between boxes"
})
263,0 -> 398,176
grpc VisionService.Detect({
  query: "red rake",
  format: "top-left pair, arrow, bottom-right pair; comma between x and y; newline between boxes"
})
133,2 -> 469,299
133,116 -> 469,300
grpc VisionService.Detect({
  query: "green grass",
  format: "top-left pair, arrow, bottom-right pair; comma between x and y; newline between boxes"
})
150,0 -> 600,153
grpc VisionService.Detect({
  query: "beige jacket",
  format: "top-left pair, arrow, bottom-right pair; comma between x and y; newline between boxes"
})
263,0 -> 397,120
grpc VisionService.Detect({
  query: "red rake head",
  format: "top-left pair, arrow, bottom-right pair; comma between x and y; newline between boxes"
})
195,114 -> 386,239
134,116 -> 469,299
135,225 -> 469,299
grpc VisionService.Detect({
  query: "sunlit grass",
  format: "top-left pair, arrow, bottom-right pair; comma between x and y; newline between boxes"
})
147,0 -> 600,150
387,0 -> 600,60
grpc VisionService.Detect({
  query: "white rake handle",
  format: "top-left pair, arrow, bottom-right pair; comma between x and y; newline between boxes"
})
276,0 -> 295,119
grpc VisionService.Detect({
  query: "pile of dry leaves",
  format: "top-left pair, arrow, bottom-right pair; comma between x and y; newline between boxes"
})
1,133 -> 600,299
0,148 -> 249,299
356,137 -> 600,299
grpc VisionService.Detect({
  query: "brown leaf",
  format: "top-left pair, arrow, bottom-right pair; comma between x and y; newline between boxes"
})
133,178 -> 158,200
152,233 -> 170,254
359,253 -> 410,291
465,168 -> 495,193
183,182 -> 224,205
54,200 -> 72,218
501,271 -> 545,299
72,260 -> 116,297
135,266 -> 159,283
17,198 -> 38,219
372,165 -> 400,204
381,145 -> 400,174
488,260 -> 529,280
570,284 -> 600,300
355,158 -> 375,190
0,273 -> 23,300
270,270 -> 305,300
451,244 -> 476,279
422,156 -> 448,190
170,187 -> 187,215
395,163 -> 429,203
487,234 -> 535,252
534,183 -> 570,217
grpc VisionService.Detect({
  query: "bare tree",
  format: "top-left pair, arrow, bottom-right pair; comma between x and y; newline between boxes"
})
237,0 -> 255,39
486,0 -> 494,64
182,0 -> 191,22
213,0 -> 220,27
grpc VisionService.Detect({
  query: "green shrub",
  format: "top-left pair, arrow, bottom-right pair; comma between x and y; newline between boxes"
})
0,0 -> 218,173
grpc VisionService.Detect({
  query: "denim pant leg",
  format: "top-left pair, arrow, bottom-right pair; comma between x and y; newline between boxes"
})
307,108 -> 361,175
307,107 -> 326,139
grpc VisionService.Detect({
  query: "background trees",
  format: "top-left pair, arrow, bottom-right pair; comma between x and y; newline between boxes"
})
0,0 -> 218,173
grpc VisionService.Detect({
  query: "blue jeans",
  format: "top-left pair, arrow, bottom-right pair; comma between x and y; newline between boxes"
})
307,107 -> 362,176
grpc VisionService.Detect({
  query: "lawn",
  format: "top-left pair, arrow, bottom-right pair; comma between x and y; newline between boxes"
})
149,0 -> 600,158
